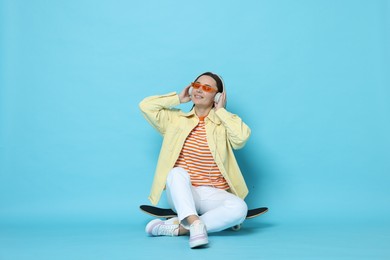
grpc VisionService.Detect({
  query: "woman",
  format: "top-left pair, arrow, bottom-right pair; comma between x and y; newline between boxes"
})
139,72 -> 251,248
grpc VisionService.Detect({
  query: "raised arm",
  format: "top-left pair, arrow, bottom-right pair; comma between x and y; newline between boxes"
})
215,108 -> 251,149
139,85 -> 192,134
139,92 -> 181,135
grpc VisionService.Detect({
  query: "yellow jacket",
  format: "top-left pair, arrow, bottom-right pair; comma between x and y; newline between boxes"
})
139,92 -> 251,205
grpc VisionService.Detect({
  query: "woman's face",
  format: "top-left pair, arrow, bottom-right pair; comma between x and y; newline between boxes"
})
191,75 -> 218,108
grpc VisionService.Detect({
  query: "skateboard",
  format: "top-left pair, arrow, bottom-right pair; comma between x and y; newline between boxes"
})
140,205 -> 268,230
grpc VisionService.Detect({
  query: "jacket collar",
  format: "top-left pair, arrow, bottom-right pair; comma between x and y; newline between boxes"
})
179,108 -> 221,125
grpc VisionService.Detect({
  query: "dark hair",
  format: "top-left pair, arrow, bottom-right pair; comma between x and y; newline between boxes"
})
194,72 -> 224,93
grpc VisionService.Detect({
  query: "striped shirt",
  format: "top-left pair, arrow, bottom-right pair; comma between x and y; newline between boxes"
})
174,117 -> 230,190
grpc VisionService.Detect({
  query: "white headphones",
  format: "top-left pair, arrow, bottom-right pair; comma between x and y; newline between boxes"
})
189,73 -> 225,104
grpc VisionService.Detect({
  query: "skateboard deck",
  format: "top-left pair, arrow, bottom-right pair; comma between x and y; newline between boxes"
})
140,205 -> 268,219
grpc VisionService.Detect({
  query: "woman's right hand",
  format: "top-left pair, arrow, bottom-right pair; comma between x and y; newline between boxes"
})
178,84 -> 192,103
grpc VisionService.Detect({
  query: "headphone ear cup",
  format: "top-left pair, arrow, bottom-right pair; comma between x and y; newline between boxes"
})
214,92 -> 222,103
189,87 -> 193,96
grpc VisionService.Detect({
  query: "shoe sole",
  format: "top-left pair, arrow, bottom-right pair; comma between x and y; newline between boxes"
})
190,235 -> 209,248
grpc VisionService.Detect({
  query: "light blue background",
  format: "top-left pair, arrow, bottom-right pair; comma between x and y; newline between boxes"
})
1,0 -> 390,259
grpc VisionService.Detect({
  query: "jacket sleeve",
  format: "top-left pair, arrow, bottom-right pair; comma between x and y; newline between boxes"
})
139,92 -> 181,135
215,108 -> 251,149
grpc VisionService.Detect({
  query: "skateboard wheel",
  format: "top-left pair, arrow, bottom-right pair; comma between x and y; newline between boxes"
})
231,224 -> 241,231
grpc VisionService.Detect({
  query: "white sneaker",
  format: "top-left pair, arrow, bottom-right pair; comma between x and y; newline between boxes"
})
145,217 -> 180,236
189,220 -> 208,248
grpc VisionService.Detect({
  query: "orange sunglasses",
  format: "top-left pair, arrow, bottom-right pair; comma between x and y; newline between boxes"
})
191,82 -> 218,93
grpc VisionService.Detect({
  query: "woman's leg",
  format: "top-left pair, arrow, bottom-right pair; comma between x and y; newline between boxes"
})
196,186 -> 248,233
166,167 -> 200,228
166,167 -> 208,248
145,167 -> 197,237
166,169 -> 247,233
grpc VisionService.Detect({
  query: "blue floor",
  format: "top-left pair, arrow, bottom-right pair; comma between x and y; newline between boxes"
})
1,218 -> 389,259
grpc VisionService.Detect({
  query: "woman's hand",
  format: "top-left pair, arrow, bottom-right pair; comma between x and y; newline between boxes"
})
178,84 -> 192,103
214,92 -> 226,110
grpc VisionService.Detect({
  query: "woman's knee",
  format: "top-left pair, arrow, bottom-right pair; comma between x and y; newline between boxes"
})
225,198 -> 248,221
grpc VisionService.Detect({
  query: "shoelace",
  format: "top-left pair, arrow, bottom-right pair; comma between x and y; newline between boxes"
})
190,221 -> 206,235
157,223 -> 179,236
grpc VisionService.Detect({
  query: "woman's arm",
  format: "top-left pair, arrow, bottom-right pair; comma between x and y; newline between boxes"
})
215,108 -> 251,150
139,85 -> 191,135
139,92 -> 181,135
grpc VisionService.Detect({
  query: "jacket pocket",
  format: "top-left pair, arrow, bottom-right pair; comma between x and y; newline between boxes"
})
163,127 -> 182,152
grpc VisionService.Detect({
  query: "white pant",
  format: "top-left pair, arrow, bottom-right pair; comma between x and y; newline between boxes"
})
166,167 -> 248,233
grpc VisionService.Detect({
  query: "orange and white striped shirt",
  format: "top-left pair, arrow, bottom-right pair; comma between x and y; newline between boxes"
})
174,116 -> 230,190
